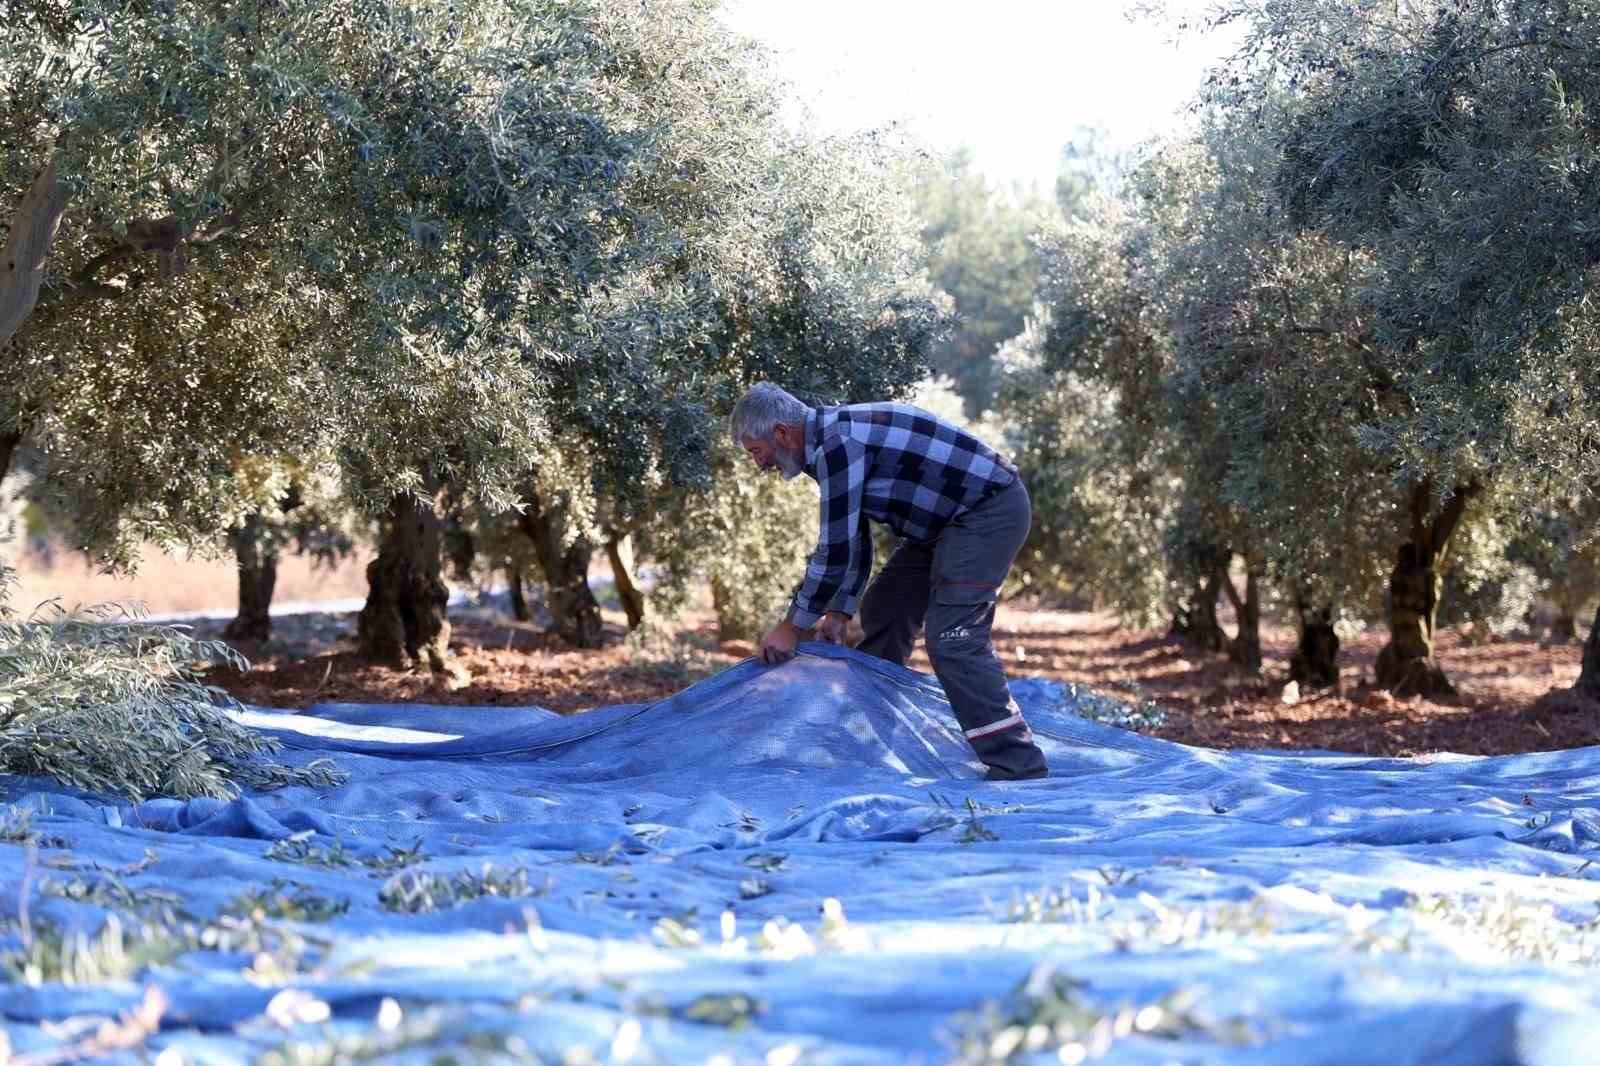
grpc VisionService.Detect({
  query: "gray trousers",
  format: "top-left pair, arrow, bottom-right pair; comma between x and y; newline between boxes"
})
856,478 -> 1048,779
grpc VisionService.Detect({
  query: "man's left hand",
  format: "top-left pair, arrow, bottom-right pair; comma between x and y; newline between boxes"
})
816,611 -> 851,645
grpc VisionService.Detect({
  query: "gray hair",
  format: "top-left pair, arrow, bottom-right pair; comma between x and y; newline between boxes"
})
729,382 -> 811,445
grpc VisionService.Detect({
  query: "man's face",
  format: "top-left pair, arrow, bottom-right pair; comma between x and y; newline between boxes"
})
742,429 -> 804,480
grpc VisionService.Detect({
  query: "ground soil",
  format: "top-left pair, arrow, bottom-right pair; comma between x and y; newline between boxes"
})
198,599 -> 1600,758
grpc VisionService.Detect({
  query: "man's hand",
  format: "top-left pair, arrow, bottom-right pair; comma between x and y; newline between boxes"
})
757,620 -> 803,665
816,611 -> 851,645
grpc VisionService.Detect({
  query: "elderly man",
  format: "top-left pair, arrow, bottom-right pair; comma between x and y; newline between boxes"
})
729,382 -> 1049,781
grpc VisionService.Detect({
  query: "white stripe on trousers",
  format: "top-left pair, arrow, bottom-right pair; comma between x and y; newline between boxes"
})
964,712 -> 1025,740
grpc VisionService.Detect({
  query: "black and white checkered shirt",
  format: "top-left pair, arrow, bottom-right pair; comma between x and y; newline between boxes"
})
789,403 -> 1017,627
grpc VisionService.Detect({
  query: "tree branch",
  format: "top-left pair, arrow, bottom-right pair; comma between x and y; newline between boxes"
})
61,244 -> 138,301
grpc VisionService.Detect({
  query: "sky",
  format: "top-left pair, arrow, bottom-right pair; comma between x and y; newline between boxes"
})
718,1 -> 1240,189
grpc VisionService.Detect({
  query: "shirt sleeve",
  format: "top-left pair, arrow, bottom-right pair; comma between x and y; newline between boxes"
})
790,433 -> 868,627
826,522 -> 873,617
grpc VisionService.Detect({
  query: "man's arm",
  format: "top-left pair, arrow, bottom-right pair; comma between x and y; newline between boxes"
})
758,434 -> 867,665
788,434 -> 867,628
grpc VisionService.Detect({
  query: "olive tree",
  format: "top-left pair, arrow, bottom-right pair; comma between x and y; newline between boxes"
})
1209,0 -> 1600,694
913,148 -> 1057,416
995,226 -> 1178,625
507,107 -> 946,642
1,0 -> 654,660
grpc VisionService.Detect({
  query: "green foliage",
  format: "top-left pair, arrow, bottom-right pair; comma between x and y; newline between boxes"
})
1436,506 -> 1542,639
1053,681 -> 1167,733
616,622 -> 720,686
3,892 -> 330,987
1009,25 -> 1584,650
2,914 -> 186,987
0,564 -> 346,799
1216,0 -> 1600,499
995,314 -> 1173,620
4,0 -> 947,564
680,991 -> 765,1029
913,148 -> 1057,414
263,831 -> 358,869
378,864 -> 549,914
641,438 -> 817,642
226,881 -> 351,924
948,965 -> 1245,1065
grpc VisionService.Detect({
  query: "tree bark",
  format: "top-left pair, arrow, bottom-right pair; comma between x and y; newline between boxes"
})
223,512 -> 278,642
605,532 -> 646,631
517,485 -> 603,648
1576,605 -> 1600,700
1289,600 -> 1341,687
0,154 -> 71,350
1171,567 -> 1225,652
507,564 -> 531,622
1375,481 -> 1475,696
1551,611 -> 1579,642
357,489 -> 453,672
1223,565 -> 1262,674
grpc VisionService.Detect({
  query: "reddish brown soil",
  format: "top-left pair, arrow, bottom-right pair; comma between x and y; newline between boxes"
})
203,603 -> 1600,758
979,607 -> 1598,757
207,609 -> 728,714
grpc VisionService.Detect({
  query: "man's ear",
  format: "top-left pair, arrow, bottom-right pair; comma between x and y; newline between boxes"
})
774,422 -> 802,449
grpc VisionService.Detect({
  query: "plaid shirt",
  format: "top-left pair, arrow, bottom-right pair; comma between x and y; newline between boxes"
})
789,403 -> 1017,627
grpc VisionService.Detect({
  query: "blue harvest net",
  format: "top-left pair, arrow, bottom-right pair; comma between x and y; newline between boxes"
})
3,643 -> 1599,1063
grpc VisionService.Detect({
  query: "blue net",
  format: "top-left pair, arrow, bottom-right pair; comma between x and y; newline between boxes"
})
2,643 -> 1598,1063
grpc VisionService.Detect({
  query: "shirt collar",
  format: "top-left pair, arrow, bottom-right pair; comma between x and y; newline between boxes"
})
803,408 -> 820,468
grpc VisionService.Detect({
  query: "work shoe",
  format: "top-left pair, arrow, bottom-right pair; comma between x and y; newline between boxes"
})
985,765 -> 1048,782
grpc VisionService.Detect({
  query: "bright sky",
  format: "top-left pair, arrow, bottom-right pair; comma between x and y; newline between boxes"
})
718,1 -> 1238,188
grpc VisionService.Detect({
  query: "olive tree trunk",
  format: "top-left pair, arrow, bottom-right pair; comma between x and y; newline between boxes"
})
1374,481 -> 1476,696
1289,599 -> 1341,687
1552,611 -> 1580,642
1576,606 -> 1600,700
357,489 -> 452,672
1222,563 -> 1262,674
507,564 -> 532,622
517,485 -> 603,648
1171,567 -> 1226,652
223,512 -> 278,642
605,532 -> 646,631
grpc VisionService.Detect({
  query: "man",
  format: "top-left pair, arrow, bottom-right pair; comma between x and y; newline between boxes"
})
729,382 -> 1049,781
